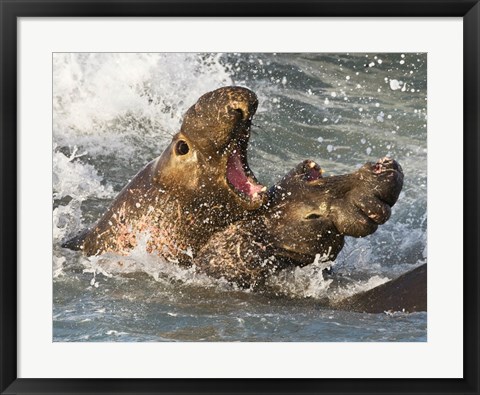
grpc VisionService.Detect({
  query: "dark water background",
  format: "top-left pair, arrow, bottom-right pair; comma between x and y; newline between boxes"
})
53,53 -> 427,342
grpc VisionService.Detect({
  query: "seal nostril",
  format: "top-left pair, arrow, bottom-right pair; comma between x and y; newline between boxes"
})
305,213 -> 321,220
233,108 -> 245,120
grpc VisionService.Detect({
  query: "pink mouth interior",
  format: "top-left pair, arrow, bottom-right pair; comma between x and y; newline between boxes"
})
227,149 -> 264,198
306,167 -> 322,181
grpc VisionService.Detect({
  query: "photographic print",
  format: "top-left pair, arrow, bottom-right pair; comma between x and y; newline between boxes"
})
53,53 -> 427,342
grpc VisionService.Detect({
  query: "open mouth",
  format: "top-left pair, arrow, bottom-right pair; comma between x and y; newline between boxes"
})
226,145 -> 266,202
303,160 -> 323,182
373,157 -> 402,174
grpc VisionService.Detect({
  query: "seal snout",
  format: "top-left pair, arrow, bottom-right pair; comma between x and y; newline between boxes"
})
224,87 -> 258,122
303,160 -> 323,181
210,87 -> 265,207
373,157 -> 403,174
229,103 -> 252,122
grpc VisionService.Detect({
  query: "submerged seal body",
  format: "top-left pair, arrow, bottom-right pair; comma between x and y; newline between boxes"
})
194,157 -> 404,289
332,264 -> 427,313
63,87 -> 267,263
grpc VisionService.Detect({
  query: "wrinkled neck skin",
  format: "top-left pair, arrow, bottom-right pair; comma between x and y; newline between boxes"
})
81,156 -> 256,264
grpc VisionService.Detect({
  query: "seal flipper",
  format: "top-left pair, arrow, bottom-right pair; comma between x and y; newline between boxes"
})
62,229 -> 90,251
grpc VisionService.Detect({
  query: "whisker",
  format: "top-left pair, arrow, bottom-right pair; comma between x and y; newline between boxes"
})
251,123 -> 267,135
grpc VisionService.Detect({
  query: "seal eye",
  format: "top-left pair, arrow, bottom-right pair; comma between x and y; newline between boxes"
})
175,140 -> 190,156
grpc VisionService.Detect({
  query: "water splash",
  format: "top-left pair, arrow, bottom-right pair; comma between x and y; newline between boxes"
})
53,53 -> 427,304
53,53 -> 233,158
53,144 -> 114,201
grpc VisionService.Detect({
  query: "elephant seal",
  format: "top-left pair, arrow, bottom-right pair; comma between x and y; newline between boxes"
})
194,156 -> 404,288
63,86 -> 267,263
63,86 -> 406,301
332,264 -> 427,313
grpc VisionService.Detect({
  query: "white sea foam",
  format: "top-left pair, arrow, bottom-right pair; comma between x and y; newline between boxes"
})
53,53 -> 234,158
266,261 -> 334,299
330,275 -> 391,301
53,201 -> 83,241
53,145 -> 113,201
80,232 -> 234,291
264,261 -> 391,301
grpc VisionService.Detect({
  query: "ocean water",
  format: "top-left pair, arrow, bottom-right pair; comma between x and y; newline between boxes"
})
53,53 -> 427,342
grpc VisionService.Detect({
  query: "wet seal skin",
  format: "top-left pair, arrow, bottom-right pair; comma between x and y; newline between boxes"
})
63,86 -> 408,306
331,264 -> 427,313
62,87 -> 267,263
194,157 -> 404,289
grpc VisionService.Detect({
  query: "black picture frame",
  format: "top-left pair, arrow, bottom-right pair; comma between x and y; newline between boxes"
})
1,1 -> 478,394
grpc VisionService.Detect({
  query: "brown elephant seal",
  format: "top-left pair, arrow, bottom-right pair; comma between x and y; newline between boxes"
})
194,156 -> 404,289
331,264 -> 427,313
63,86 -> 267,263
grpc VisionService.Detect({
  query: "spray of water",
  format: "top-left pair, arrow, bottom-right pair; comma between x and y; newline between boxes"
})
53,53 -> 427,301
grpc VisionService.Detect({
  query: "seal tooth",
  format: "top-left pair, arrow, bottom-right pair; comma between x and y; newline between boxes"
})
261,186 -> 267,192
